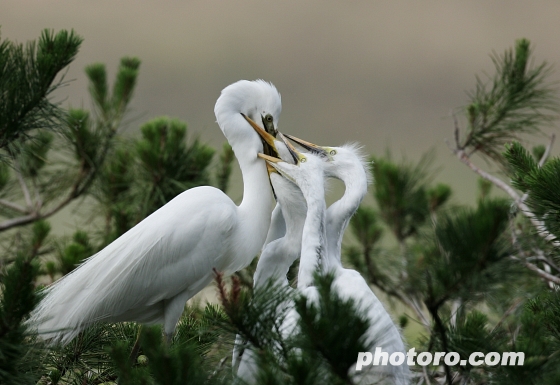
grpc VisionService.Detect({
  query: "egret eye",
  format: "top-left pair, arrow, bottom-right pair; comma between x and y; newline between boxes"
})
300,157 -> 307,163
330,149 -> 337,156
262,114 -> 277,137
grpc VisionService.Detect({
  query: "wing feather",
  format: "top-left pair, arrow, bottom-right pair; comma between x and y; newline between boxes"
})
29,187 -> 237,344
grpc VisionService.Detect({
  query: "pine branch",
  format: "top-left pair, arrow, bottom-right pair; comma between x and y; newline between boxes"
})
0,199 -> 27,214
426,273 -> 453,385
510,255 -> 560,284
458,39 -> 559,161
449,141 -> 560,246
0,29 -> 82,150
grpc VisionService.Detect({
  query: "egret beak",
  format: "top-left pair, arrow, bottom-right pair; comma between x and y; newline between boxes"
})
257,153 -> 282,163
278,132 -> 300,165
241,113 -> 279,158
258,153 -> 300,185
259,145 -> 306,166
284,134 -> 330,158
265,162 -> 278,175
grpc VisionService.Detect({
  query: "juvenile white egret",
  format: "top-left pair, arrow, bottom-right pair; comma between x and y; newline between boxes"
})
285,136 -> 411,384
234,164 -> 307,383
28,80 -> 283,344
262,142 -> 409,385
260,149 -> 326,295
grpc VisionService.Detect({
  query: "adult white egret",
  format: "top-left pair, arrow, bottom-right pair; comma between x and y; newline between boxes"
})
284,136 -> 411,384
28,80 -> 284,344
260,142 -> 409,385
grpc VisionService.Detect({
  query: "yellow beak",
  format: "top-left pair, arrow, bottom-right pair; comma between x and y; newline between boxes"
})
257,153 -> 282,163
241,113 -> 279,156
284,134 -> 329,158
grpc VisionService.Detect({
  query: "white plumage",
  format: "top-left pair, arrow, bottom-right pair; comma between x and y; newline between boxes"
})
234,170 -> 308,383
28,80 -> 281,344
266,140 -> 410,384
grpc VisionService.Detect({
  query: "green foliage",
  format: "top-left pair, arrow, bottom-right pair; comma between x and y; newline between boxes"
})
64,108 -> 100,168
17,130 -> 53,177
504,142 -> 560,238
371,152 -> 444,242
532,144 -> 546,163
43,322 -> 139,384
136,117 -> 215,215
349,206 -> 383,250
345,207 -> 393,291
295,274 -> 370,382
0,29 -> 82,151
97,145 -> 137,240
0,221 -> 50,384
112,57 -> 141,110
0,256 -> 42,385
477,178 -> 493,201
56,230 -> 94,275
85,63 -> 108,113
427,183 -> 452,212
427,198 -> 512,305
460,39 -> 558,161
0,162 -> 9,191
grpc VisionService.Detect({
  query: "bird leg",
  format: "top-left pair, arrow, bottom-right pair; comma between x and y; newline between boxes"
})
129,324 -> 143,364
164,332 -> 174,345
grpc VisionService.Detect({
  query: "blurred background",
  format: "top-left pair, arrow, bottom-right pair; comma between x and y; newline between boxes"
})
3,0 -> 560,226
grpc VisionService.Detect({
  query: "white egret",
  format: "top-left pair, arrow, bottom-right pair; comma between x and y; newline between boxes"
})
260,149 -> 326,297
28,79 -> 284,344
285,136 -> 411,384
233,163 -> 307,383
264,142 -> 409,385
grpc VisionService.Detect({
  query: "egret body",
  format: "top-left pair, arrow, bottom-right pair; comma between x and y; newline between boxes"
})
286,137 -> 410,384
29,80 -> 281,343
234,169 -> 307,382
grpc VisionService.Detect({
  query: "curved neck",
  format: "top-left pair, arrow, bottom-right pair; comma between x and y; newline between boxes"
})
253,239 -> 290,288
325,172 -> 368,267
235,145 -> 275,252
254,179 -> 306,288
298,196 -> 327,288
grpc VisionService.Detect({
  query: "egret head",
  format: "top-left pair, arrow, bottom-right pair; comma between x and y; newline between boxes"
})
285,135 -> 372,185
215,80 -> 282,156
258,149 -> 325,196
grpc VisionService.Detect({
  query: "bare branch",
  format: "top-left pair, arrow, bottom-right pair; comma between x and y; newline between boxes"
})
538,134 -> 555,168
490,298 -> 523,334
531,249 -> 560,273
510,255 -> 560,284
453,113 -> 461,149
0,199 -> 28,214
453,148 -> 560,246
422,366 -> 431,385
0,170 -> 84,231
14,160 -> 33,210
0,213 -> 38,230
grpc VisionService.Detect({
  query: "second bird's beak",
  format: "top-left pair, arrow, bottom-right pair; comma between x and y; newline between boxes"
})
284,134 -> 330,159
258,143 -> 306,167
258,153 -> 283,177
257,153 -> 300,185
